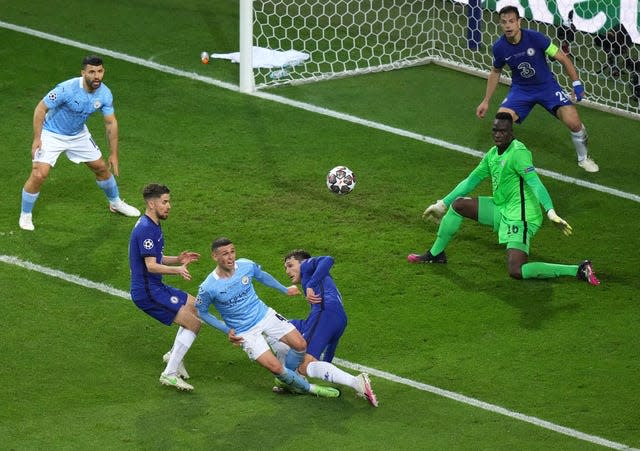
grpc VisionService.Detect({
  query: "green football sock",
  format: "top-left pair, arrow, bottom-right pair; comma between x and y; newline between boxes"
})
430,207 -> 464,256
521,262 -> 579,279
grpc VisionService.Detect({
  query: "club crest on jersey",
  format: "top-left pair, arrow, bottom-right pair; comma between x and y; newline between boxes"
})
241,276 -> 250,285
93,100 -> 102,109
527,48 -> 535,56
170,296 -> 179,304
48,92 -> 57,101
143,239 -> 154,250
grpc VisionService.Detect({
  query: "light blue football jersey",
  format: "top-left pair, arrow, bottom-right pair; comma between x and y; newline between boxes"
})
42,77 -> 114,135
196,259 -> 289,333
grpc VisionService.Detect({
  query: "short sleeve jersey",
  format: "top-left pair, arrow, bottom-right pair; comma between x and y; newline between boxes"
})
196,259 -> 271,333
470,139 -> 543,225
492,29 -> 556,87
42,77 -> 114,136
129,215 -> 164,292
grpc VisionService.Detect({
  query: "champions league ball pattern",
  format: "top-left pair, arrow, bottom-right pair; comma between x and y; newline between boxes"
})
326,166 -> 356,195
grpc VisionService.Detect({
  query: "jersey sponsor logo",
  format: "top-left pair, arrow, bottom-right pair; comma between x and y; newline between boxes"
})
241,275 -> 249,285
524,166 -> 536,173
93,100 -> 102,109
143,238 -> 154,250
47,91 -> 57,101
170,296 -> 179,304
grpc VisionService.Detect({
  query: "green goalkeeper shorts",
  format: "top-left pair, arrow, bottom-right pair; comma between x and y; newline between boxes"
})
477,196 -> 540,254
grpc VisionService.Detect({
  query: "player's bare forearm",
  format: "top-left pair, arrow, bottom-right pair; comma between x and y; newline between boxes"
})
477,69 -> 501,118
104,115 -> 120,174
32,101 -> 47,141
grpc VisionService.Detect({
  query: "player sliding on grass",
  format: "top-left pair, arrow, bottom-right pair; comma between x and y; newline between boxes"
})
195,237 -> 340,399
408,112 -> 600,286
266,250 -> 378,407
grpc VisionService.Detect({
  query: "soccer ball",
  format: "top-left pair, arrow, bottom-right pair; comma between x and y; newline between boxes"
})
326,166 -> 356,195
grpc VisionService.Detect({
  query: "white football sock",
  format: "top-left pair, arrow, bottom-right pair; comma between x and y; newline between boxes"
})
164,328 -> 196,376
306,361 -> 357,389
571,125 -> 589,161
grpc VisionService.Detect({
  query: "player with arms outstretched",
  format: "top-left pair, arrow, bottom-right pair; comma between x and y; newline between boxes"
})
408,113 -> 600,286
476,6 -> 598,173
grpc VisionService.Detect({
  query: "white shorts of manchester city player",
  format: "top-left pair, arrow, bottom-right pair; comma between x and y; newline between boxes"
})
238,307 -> 296,361
35,127 -> 102,166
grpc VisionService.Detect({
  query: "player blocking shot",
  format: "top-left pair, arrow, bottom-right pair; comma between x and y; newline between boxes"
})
266,250 -> 378,406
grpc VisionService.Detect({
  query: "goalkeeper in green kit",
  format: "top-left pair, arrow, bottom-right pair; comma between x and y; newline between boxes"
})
408,112 -> 599,285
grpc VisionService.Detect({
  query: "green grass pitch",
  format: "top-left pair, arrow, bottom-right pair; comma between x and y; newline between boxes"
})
1,1 -> 639,449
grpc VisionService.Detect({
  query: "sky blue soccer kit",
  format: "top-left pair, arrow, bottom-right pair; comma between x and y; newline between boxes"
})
196,258 -> 290,333
42,77 -> 114,135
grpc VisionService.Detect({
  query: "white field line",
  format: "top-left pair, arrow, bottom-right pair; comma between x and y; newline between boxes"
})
0,21 -> 637,448
1,20 -> 639,204
1,254 -> 636,451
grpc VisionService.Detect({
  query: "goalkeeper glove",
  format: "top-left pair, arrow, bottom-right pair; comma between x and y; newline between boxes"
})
422,200 -> 447,224
572,80 -> 584,102
547,209 -> 573,236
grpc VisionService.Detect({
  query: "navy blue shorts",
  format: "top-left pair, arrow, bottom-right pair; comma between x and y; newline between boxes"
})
131,284 -> 188,326
500,80 -> 573,123
291,309 -> 347,362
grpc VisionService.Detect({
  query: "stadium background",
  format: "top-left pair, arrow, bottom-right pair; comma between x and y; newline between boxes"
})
1,1 -> 638,449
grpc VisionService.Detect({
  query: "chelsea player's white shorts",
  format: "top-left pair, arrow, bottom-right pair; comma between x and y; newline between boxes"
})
238,307 -> 296,360
34,127 -> 102,166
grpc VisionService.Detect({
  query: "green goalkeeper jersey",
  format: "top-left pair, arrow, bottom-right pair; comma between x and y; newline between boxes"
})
472,139 -> 546,225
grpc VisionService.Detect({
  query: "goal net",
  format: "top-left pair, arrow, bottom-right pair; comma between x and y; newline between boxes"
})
243,0 -> 640,119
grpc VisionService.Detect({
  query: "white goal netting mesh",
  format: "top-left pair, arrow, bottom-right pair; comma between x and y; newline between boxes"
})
252,0 -> 640,119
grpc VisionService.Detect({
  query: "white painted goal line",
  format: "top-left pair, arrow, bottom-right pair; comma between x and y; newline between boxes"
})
0,20 -> 638,205
0,255 -> 636,450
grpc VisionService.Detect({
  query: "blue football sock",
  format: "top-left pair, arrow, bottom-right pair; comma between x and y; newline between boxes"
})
21,190 -> 40,214
276,368 -> 310,392
96,175 -> 120,202
284,349 -> 306,371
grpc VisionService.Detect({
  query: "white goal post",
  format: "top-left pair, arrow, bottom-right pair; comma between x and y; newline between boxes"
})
239,0 -> 640,120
